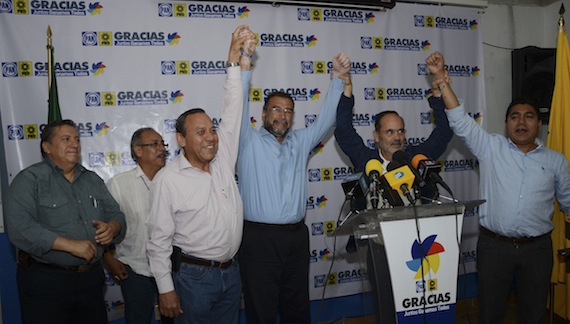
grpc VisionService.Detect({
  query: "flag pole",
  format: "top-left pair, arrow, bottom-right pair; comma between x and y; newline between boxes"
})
47,25 -> 52,90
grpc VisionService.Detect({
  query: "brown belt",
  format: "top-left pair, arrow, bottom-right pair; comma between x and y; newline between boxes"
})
180,254 -> 233,269
479,226 -> 550,244
245,220 -> 304,231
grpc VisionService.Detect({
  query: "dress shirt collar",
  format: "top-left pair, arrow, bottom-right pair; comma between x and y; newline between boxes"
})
172,153 -> 215,172
44,157 -> 86,177
506,137 -> 544,154
260,126 -> 292,144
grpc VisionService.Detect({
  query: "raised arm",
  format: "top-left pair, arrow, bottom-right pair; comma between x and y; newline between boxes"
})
219,25 -> 253,165
334,73 -> 373,172
299,52 -> 350,149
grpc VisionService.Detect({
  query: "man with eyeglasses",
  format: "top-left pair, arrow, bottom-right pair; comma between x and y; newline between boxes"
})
237,52 -> 351,324
102,127 -> 170,323
333,52 -> 453,324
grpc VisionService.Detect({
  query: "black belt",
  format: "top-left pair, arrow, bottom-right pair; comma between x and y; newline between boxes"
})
479,226 -> 550,244
245,220 -> 304,231
35,260 -> 101,273
180,254 -> 233,269
18,250 -> 100,273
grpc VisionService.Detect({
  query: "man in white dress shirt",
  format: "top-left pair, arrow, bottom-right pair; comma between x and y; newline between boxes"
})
146,25 -> 254,323
103,127 -> 169,323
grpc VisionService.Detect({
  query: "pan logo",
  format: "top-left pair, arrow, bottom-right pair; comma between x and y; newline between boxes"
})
164,119 -> 176,134
420,111 -> 434,125
406,234 -> 444,280
305,114 -> 317,127
89,152 -> 105,167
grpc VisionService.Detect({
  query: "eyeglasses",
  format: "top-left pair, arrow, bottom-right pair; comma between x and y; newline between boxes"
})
269,106 -> 294,115
381,129 -> 406,136
138,141 -> 169,149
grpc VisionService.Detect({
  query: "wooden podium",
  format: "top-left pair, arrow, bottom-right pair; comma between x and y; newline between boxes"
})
329,200 -> 485,324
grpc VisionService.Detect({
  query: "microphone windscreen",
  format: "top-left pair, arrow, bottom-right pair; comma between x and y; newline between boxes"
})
387,161 -> 402,172
411,153 -> 429,169
392,150 -> 410,164
365,159 -> 383,176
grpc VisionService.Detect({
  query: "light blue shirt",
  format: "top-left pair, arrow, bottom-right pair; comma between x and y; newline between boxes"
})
237,71 -> 343,224
446,103 -> 570,237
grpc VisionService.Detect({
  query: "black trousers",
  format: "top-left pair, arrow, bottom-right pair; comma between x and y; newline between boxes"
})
17,262 -> 107,324
239,221 -> 311,324
367,240 -> 397,324
477,232 -> 552,323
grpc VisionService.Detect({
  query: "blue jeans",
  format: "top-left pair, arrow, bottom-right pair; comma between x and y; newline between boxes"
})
173,259 -> 241,324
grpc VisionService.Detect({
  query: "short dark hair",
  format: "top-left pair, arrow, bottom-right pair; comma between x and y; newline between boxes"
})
374,110 -> 401,131
505,98 -> 540,121
130,127 -> 155,161
40,119 -> 77,157
263,91 -> 295,111
176,108 -> 206,136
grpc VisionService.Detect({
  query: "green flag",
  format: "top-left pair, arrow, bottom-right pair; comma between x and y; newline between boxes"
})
47,44 -> 62,123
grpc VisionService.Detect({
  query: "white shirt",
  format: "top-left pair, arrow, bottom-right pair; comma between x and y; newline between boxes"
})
146,66 -> 244,294
106,166 -> 153,277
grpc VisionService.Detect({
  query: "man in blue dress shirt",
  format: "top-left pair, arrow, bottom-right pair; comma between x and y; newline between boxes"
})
431,52 -> 570,323
237,52 -> 351,324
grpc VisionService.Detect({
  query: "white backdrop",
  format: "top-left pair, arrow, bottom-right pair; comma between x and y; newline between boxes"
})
0,0 -> 485,319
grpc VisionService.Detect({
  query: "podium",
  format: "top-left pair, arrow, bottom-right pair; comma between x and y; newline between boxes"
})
329,200 -> 485,324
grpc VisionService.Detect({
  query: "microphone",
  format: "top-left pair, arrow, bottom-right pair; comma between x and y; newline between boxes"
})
365,159 -> 383,209
411,153 -> 454,196
383,162 -> 416,203
392,150 -> 426,188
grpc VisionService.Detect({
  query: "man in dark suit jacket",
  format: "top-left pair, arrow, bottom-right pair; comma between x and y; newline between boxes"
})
333,52 -> 453,324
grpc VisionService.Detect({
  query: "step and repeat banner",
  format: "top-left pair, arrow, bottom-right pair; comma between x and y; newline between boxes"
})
0,0 -> 485,320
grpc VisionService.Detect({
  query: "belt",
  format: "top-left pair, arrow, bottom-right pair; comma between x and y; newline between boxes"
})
18,250 -> 100,273
35,260 -> 101,273
479,226 -> 550,244
180,255 -> 233,269
245,220 -> 304,231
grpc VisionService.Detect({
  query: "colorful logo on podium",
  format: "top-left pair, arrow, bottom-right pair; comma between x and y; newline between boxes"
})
406,234 -> 445,279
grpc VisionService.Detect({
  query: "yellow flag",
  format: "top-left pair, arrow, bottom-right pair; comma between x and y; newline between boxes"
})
547,22 -> 570,320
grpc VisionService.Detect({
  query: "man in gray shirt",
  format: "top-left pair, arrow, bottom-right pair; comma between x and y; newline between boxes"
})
5,119 -> 126,324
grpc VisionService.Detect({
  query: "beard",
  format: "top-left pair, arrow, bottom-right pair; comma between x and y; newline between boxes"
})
263,118 -> 289,138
